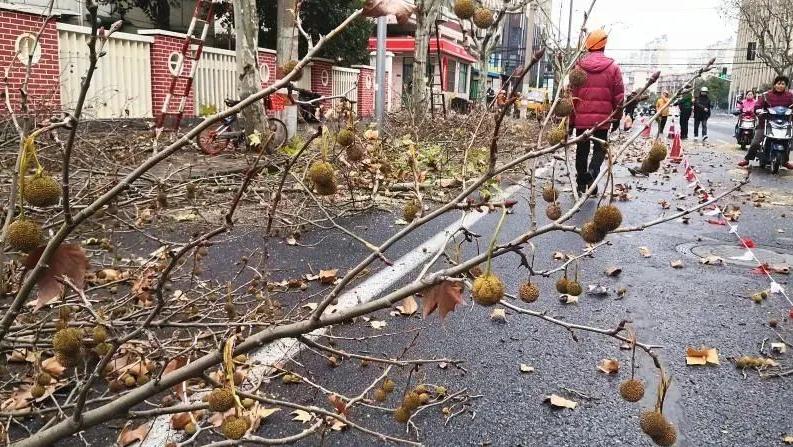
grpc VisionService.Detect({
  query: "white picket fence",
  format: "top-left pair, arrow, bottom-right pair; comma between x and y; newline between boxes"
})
332,67 -> 359,108
58,23 -> 153,119
193,47 -> 236,113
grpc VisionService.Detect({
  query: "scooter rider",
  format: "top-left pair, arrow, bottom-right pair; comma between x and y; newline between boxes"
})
738,75 -> 793,169
734,90 -> 756,136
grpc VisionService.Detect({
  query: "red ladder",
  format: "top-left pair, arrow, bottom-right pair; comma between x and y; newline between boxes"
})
155,0 -> 217,134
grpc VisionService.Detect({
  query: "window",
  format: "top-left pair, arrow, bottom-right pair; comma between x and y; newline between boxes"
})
446,59 -> 456,92
260,64 -> 271,83
168,52 -> 184,76
747,42 -> 757,61
458,64 -> 468,94
15,33 -> 41,66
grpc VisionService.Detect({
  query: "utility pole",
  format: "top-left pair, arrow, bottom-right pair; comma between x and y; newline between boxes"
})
375,16 -> 386,133
566,0 -> 574,50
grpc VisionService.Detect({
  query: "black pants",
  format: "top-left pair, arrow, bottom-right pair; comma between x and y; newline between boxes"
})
657,116 -> 668,137
694,116 -> 708,137
745,127 -> 765,161
679,109 -> 691,138
575,128 -> 609,186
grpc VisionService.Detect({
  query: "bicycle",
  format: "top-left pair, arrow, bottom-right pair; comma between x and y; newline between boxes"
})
197,95 -> 288,155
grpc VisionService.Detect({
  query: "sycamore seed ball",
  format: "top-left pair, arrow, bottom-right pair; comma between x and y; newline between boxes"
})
403,392 -> 422,411
373,388 -> 387,402
547,123 -> 567,145
554,98 -> 574,117
472,7 -> 494,28
36,372 -> 52,386
453,0 -> 476,19
337,128 -> 355,147
652,422 -> 678,446
556,278 -> 570,294
403,200 -> 421,222
641,157 -> 661,174
394,406 -> 410,423
581,221 -> 606,244
568,67 -> 588,88
566,281 -> 583,296
649,140 -> 668,162
6,218 -> 43,252
23,173 -> 62,207
618,379 -> 645,402
53,328 -> 82,357
382,378 -> 396,393
472,273 -> 505,306
639,410 -> 670,438
315,181 -> 337,196
92,325 -> 108,343
207,388 -> 235,412
31,384 -> 46,398
519,282 -> 540,303
542,186 -> 559,203
308,161 -> 335,186
593,205 -> 623,232
546,202 -> 562,220
221,415 -> 250,440
184,422 -> 197,435
346,144 -> 364,162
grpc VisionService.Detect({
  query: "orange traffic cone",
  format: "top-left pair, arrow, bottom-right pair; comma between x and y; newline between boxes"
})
640,117 -> 651,138
670,131 -> 683,163
667,121 -> 676,139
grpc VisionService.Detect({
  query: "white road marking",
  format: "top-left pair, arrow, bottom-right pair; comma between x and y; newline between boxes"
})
141,165 -> 550,445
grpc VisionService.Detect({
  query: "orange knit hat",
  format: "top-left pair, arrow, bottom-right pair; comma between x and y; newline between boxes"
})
585,29 -> 608,51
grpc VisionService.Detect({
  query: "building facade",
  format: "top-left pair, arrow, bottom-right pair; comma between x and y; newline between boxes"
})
729,10 -> 778,104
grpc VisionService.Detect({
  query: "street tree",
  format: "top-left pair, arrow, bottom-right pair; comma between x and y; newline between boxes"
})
98,0 -> 174,29
234,0 -> 268,139
722,0 -> 793,77
409,0 -> 444,114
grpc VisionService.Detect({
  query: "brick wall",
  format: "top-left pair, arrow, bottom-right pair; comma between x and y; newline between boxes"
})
0,10 -> 60,118
353,65 -> 374,118
149,33 -> 195,120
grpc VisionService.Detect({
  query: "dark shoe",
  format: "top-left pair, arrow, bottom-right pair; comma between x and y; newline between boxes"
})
784,162 -> 793,170
702,135 -> 708,141
737,160 -> 749,167
576,183 -> 587,195
627,166 -> 647,176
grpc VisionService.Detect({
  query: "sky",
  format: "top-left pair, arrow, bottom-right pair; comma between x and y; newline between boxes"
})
548,0 -> 739,65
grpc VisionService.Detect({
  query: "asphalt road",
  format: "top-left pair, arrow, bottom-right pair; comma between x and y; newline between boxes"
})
50,115 -> 792,447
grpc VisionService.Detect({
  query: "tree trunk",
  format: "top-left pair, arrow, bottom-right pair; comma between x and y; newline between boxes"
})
411,0 -> 440,115
276,0 -> 299,63
234,0 -> 268,139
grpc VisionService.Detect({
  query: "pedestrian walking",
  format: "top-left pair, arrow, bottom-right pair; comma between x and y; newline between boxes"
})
675,92 -> 693,139
486,84 -> 496,110
655,91 -> 670,137
738,75 -> 793,169
569,28 -> 625,195
693,87 -> 711,141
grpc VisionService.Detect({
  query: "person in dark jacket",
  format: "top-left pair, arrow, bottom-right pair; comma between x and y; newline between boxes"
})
569,29 -> 625,195
675,93 -> 693,139
738,75 -> 793,169
693,87 -> 711,141
624,91 -> 638,119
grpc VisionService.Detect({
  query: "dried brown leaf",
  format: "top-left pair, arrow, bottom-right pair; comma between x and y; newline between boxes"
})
41,356 -> 66,378
395,295 -> 418,316
685,346 -> 719,365
319,269 -> 338,284
117,422 -> 152,447
24,243 -> 89,310
420,280 -> 464,320
597,358 -> 620,374
605,266 -> 622,277
544,394 -> 577,410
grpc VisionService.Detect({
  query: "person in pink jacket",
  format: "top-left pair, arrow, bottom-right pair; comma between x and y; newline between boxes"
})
570,29 -> 625,195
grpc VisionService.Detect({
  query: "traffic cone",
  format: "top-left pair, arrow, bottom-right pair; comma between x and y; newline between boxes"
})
640,117 -> 651,138
667,121 -> 676,139
670,131 -> 683,163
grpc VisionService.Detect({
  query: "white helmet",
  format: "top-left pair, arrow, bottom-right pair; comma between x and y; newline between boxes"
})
700,86 -> 709,92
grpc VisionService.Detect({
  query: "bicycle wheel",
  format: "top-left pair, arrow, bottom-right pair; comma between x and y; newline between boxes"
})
266,118 -> 288,151
197,126 -> 231,155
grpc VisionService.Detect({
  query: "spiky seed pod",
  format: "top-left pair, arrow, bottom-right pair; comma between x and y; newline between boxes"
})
547,122 -> 567,145
472,7 -> 494,28
640,157 -> 661,174
315,180 -> 337,196
546,202 -> 562,220
184,422 -> 197,435
186,183 -> 197,200
639,410 -> 669,438
542,186 -> 558,203
373,388 -> 387,402
419,393 -> 430,404
346,143 -> 365,162
221,415 -> 250,440
581,221 -> 607,243
6,218 -> 43,252
648,140 -> 668,162
137,374 -> 150,386
123,374 -> 136,387
555,278 -> 570,294
241,398 -> 255,409
36,372 -> 52,386
393,406 -> 410,423
566,281 -> 583,296
518,282 -> 540,303
403,199 -> 421,222
31,384 -> 46,398
207,388 -> 235,412
453,0 -> 476,19
382,378 -> 396,393
23,173 -> 61,207
336,128 -> 355,147
568,67 -> 588,88
472,273 -> 505,306
414,385 -> 429,394
92,325 -> 108,343
593,205 -> 623,232
652,422 -> 678,446
308,161 -> 335,186
94,342 -> 112,356
403,392 -> 421,411
554,98 -> 574,117
618,379 -> 645,402
278,60 -> 302,81
53,328 -> 82,357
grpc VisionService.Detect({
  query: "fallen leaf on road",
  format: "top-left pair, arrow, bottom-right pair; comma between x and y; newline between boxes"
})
319,269 -> 337,284
686,346 -> 719,366
41,357 -> 66,378
24,243 -> 89,310
117,422 -> 152,447
658,200 -> 670,209
558,294 -> 579,304
326,416 -> 347,431
771,342 -> 787,354
420,280 -> 464,320
544,394 -> 577,410
490,308 -> 507,322
670,260 -> 684,269
292,409 -> 314,423
587,284 -> 609,296
553,251 -> 568,260
286,236 -> 298,246
784,435 -> 793,445
769,263 -> 790,275
700,255 -> 724,266
370,320 -> 387,330
328,394 -> 347,415
395,295 -> 418,316
597,358 -> 620,374
639,247 -> 652,258
605,266 -> 622,277
520,364 -> 535,374
249,404 -> 280,431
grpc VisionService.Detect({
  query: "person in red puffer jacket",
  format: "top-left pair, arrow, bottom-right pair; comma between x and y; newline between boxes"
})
738,75 -> 793,169
570,29 -> 625,194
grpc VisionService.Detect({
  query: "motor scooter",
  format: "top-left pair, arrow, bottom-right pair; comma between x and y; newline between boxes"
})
755,106 -> 793,174
732,110 -> 756,151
